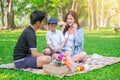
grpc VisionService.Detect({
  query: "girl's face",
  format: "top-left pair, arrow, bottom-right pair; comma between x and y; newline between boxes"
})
66,14 -> 75,27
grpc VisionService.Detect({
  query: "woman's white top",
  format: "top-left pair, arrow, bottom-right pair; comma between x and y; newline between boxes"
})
64,31 -> 74,52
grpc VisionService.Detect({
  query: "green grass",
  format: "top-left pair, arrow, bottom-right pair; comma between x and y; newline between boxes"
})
0,27 -> 120,80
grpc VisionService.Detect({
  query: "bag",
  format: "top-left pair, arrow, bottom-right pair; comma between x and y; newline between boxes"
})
43,63 -> 70,76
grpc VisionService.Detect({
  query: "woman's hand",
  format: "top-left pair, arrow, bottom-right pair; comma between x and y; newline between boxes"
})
73,23 -> 77,38
58,21 -> 66,26
73,23 -> 77,30
59,22 -> 67,32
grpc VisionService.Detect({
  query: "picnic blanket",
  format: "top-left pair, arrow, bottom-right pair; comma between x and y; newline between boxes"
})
0,54 -> 120,78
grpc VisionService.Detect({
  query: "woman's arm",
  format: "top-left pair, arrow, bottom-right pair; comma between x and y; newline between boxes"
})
74,28 -> 84,46
31,50 -> 43,57
58,21 -> 66,32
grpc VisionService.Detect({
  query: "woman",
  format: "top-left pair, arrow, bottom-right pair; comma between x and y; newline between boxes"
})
61,10 -> 87,63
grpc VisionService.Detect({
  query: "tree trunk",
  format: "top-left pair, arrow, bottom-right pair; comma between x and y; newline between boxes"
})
5,0 -> 16,29
57,7 -> 63,22
118,14 -> 120,27
91,0 -> 96,30
96,0 -> 100,30
117,0 -> 120,27
100,0 -> 104,27
0,0 -> 5,27
9,0 -> 16,29
71,0 -> 78,12
103,4 -> 116,27
71,0 -> 75,10
103,12 -> 111,27
6,0 -> 10,29
57,0 -> 64,22
88,0 -> 91,31
61,7 -> 64,21
75,2 -> 78,12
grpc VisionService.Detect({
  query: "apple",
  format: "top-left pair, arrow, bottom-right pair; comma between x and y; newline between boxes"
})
76,67 -> 80,72
79,65 -> 84,71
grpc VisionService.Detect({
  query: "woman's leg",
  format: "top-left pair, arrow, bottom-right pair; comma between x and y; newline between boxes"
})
72,51 -> 87,63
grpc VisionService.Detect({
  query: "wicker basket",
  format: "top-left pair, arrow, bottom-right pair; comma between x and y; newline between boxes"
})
43,63 -> 70,76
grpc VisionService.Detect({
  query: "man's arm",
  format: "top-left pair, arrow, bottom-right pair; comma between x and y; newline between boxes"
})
31,50 -> 43,57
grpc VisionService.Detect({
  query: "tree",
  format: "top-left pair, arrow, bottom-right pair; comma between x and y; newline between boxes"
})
117,0 -> 120,27
49,0 -> 69,22
0,0 -> 5,27
96,0 -> 100,30
0,0 -> 88,29
71,0 -> 78,12
100,0 -> 104,27
57,0 -> 64,22
88,0 -> 96,31
88,0 -> 91,31
6,0 -> 16,29
91,0 -> 96,30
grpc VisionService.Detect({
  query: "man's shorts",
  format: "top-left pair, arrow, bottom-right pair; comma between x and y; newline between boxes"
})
14,56 -> 37,69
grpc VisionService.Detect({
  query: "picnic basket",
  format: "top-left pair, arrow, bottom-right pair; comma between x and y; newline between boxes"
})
43,63 -> 70,76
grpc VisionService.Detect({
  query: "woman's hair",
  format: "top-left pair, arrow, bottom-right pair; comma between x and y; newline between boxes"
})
63,10 -> 80,35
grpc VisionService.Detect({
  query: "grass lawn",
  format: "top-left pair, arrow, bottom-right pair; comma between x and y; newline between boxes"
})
0,27 -> 120,80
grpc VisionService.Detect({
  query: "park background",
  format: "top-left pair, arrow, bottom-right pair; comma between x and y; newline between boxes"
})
0,0 -> 120,80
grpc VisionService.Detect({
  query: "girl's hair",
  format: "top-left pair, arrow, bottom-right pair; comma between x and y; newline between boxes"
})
63,10 -> 80,35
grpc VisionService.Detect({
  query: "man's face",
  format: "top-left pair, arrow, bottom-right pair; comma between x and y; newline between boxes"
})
49,24 -> 57,32
38,20 -> 44,29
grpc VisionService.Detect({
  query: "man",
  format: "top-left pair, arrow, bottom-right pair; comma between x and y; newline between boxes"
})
13,10 -> 51,69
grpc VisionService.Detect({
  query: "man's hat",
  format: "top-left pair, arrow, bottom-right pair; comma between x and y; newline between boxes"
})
48,18 -> 58,24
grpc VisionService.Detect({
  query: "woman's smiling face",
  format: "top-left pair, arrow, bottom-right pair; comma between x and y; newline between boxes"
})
66,14 -> 75,27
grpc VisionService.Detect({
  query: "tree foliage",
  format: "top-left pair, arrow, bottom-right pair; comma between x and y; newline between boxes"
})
0,0 -> 119,30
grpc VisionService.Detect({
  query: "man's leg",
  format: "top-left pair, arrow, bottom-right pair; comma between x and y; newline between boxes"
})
37,55 -> 51,68
43,48 -> 51,55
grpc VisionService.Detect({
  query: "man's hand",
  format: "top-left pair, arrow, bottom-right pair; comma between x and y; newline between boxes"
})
31,50 -> 42,57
